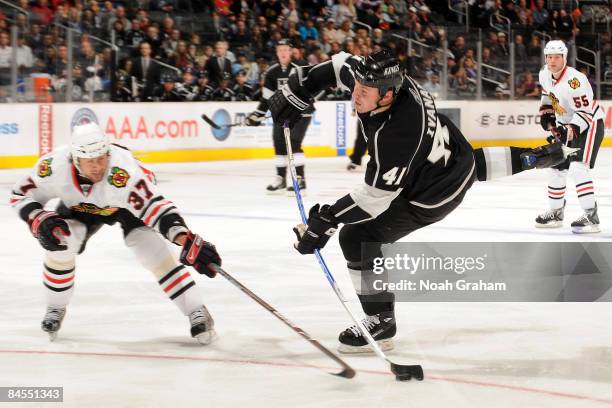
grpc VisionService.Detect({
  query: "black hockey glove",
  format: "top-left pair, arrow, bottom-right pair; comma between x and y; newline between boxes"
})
293,204 -> 338,255
539,105 -> 556,131
548,124 -> 579,144
245,110 -> 266,126
180,232 -> 221,278
269,75 -> 313,128
28,210 -> 71,251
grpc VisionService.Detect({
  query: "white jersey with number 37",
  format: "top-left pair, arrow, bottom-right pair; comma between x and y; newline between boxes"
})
10,145 -> 182,239
539,65 -> 604,134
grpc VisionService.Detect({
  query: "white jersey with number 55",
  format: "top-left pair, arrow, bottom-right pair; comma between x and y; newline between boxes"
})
539,65 -> 604,134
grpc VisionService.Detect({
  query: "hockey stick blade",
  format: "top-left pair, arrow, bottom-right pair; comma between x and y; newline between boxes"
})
282,122 -> 423,382
208,263 -> 356,379
201,114 -> 221,129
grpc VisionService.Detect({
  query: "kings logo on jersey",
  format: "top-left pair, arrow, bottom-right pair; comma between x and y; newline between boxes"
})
71,202 -> 119,216
108,166 -> 129,188
568,78 -> 580,90
38,158 -> 53,178
549,92 -> 567,115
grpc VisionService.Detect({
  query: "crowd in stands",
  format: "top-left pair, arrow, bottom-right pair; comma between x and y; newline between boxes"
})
0,0 -> 609,102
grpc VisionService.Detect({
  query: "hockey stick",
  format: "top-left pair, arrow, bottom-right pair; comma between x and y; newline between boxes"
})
200,114 -> 244,129
282,122 -> 424,382
208,263 -> 356,379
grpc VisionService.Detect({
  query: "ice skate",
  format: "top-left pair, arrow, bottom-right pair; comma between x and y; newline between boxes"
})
286,176 -> 306,196
266,175 -> 287,195
571,204 -> 600,234
41,306 -> 66,341
189,306 -> 216,345
535,205 -> 564,228
338,311 -> 396,354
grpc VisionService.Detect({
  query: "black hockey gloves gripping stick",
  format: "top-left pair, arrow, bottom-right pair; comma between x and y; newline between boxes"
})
282,122 -> 424,382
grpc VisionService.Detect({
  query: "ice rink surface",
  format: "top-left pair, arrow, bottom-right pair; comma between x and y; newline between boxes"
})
1,151 -> 612,408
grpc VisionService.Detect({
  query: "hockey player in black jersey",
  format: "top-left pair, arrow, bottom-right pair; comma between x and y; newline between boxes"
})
245,39 -> 313,195
232,70 -> 255,101
269,50 -> 576,353
211,72 -> 236,101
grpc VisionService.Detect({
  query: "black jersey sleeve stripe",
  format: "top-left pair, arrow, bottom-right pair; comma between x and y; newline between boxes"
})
151,206 -> 177,228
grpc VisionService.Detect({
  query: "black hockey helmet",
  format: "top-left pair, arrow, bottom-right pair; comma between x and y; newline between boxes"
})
277,38 -> 293,48
354,49 -> 404,96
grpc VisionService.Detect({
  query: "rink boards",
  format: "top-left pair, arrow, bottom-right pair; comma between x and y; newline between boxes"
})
0,100 -> 610,168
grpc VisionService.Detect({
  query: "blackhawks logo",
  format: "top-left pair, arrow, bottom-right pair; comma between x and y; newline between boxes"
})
107,166 -> 130,188
38,158 -> 53,178
549,92 -> 566,115
568,77 -> 580,90
71,202 -> 119,216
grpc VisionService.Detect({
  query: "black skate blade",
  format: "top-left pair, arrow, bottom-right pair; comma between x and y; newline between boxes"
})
391,363 -> 424,381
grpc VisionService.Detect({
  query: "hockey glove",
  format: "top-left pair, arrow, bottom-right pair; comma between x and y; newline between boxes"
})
539,105 -> 556,131
28,210 -> 71,251
245,110 -> 266,126
554,124 -> 580,143
180,232 -> 221,278
269,75 -> 313,128
293,204 -> 338,254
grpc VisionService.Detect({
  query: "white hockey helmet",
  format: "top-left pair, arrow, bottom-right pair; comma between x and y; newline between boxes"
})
543,40 -> 568,60
71,122 -> 110,160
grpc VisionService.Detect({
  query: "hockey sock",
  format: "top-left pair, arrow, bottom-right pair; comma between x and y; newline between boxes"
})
548,169 -> 567,210
358,292 -> 395,316
158,265 -> 201,315
43,260 -> 75,308
571,162 -> 596,210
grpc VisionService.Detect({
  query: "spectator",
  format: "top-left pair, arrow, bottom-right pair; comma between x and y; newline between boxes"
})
260,0 -> 283,23
164,29 -> 181,57
204,40 -> 232,86
15,35 -> 34,72
299,19 -> 319,42
283,0 -> 300,24
332,0 -> 356,24
526,35 -> 542,60
145,25 -> 163,58
31,0 -> 54,25
171,41 -> 190,70
131,41 -> 161,101
451,35 -> 467,62
515,34 -> 527,61
502,1 -> 519,24
333,19 -> 355,44
126,19 -> 146,53
108,6 -> 131,33
0,32 -> 13,85
493,32 -> 509,59
516,0 -> 531,26
532,0 -> 550,31
111,20 -> 127,48
422,73 -> 441,98
555,9 -> 574,33
516,71 -> 540,98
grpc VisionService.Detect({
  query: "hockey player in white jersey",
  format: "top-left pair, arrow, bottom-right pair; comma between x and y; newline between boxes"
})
10,123 -> 221,343
536,40 -> 605,233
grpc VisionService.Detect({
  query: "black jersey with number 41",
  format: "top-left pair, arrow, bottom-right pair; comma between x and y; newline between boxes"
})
294,51 -> 476,224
